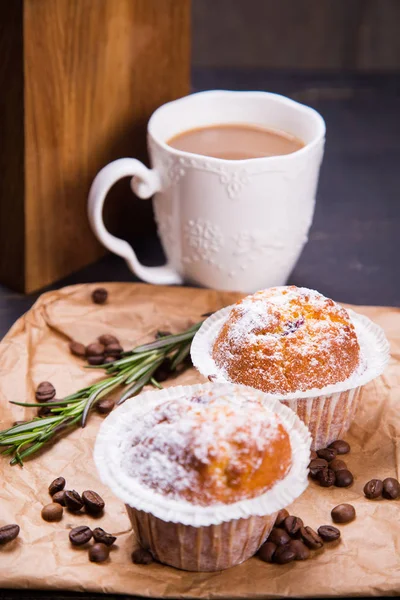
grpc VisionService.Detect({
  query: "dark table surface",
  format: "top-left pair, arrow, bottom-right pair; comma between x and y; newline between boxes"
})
0,69 -> 399,599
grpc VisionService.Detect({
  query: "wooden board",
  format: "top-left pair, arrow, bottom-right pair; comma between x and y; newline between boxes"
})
0,0 -> 190,293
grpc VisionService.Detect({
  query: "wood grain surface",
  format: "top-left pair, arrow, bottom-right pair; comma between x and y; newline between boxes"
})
1,0 -> 190,293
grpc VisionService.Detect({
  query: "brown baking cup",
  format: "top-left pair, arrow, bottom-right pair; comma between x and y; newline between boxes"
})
191,307 -> 390,450
94,382 -> 311,571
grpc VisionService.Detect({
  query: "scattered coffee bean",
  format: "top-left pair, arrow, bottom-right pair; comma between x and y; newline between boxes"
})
92,288 -> 108,305
382,477 -> 400,500
92,527 -> 116,547
300,526 -> 323,549
0,524 -> 20,545
96,398 -> 115,415
156,330 -> 172,339
38,403 -> 52,417
87,356 -> 104,366
328,440 -> 350,455
41,503 -> 63,522
330,459 -> 348,472
52,491 -> 66,506
98,334 -> 119,346
317,468 -> 336,487
317,448 -> 337,462
318,525 -> 341,542
257,541 -> 277,563
308,458 -> 328,479
153,363 -> 170,383
364,479 -> 383,499
35,381 -> 56,402
273,544 -> 296,564
64,490 -> 83,512
288,539 -> 310,560
89,543 -> 110,563
335,469 -> 354,488
132,547 -> 153,565
102,356 -> 116,365
283,515 -> 303,537
69,526 -> 93,546
82,490 -> 105,516
86,343 -> 105,357
268,527 -> 291,546
274,509 -> 290,527
331,503 -> 356,524
49,477 -> 66,496
69,341 -> 86,358
104,343 -> 123,357
310,450 -> 318,461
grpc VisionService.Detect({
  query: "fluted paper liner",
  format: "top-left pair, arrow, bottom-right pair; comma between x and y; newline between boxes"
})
94,382 -> 311,570
191,307 -> 390,449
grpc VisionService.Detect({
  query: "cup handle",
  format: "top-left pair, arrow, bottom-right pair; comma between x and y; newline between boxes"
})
88,158 -> 183,285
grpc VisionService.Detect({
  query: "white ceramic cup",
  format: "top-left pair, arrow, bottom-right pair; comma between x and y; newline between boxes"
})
88,90 -> 325,292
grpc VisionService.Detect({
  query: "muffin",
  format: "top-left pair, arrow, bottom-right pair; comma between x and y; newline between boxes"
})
212,286 -> 360,394
94,383 -> 311,571
191,287 -> 389,449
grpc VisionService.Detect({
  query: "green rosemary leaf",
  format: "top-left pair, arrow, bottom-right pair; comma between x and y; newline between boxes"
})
131,325 -> 201,353
117,359 -> 163,405
150,377 -> 163,390
170,341 -> 191,370
0,416 -> 63,437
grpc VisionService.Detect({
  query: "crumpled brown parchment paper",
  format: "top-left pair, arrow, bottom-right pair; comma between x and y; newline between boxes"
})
0,283 -> 399,598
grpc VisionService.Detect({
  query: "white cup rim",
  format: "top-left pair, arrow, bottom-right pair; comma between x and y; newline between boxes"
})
148,89 -> 326,165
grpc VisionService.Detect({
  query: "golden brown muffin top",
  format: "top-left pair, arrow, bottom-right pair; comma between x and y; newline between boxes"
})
212,286 -> 360,394
121,391 -> 292,506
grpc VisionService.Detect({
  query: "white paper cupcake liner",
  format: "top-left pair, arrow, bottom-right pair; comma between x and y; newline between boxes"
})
191,306 -> 390,449
126,507 -> 277,571
94,382 -> 311,528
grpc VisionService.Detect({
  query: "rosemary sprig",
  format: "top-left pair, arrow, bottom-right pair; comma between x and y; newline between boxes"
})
0,320 -> 204,466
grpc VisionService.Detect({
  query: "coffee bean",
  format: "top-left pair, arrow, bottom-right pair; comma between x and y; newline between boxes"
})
156,330 -> 172,339
257,541 -> 277,563
82,490 -> 105,515
300,526 -> 324,549
91,288 -> 108,305
92,527 -> 116,547
69,341 -> 86,358
132,548 -> 153,565
288,539 -> 310,560
41,503 -> 63,522
64,490 -> 83,512
98,334 -> 119,346
283,515 -> 303,537
268,527 -> 291,546
382,477 -> 400,500
86,343 -> 105,357
49,477 -> 66,496
364,479 -> 383,499
102,356 -> 116,365
310,450 -> 318,461
87,356 -> 104,366
273,545 -> 296,564
318,525 -> 341,542
69,526 -> 93,546
104,343 -> 123,357
317,468 -> 336,487
335,469 -> 354,488
309,458 -> 328,479
330,459 -> 348,472
331,503 -> 356,523
317,448 -> 337,462
328,440 -> 350,455
0,524 -> 20,545
52,491 -> 66,506
89,543 -> 110,563
96,398 -> 115,415
274,509 -> 290,527
35,381 -> 56,402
